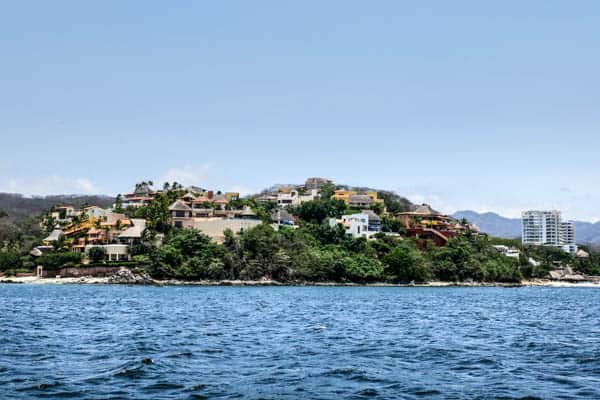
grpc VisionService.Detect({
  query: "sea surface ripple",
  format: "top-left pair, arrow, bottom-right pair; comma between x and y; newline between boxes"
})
1,285 -> 599,399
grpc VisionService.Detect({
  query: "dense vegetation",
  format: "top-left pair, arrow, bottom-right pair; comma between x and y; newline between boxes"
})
0,193 -> 114,254
2,187 -> 600,283
136,222 -> 600,283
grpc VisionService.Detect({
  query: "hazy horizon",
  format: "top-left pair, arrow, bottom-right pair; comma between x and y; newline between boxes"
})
2,1 -> 599,221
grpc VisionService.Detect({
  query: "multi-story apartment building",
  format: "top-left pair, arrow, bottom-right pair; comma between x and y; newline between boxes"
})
521,210 -> 577,253
560,221 -> 577,253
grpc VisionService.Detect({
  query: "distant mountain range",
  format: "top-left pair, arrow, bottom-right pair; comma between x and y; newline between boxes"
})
453,210 -> 600,245
0,193 -> 114,221
0,193 -> 116,245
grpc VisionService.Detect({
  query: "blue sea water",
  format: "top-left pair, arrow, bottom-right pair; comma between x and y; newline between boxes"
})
1,285 -> 599,399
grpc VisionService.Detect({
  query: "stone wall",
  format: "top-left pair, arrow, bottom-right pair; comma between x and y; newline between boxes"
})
41,266 -> 123,278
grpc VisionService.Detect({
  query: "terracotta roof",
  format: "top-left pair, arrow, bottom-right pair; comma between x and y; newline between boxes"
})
125,196 -> 153,201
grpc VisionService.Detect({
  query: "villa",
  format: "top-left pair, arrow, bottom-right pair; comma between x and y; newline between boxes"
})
333,190 -> 384,207
396,204 -> 476,247
329,211 -> 381,239
50,205 -> 82,223
276,189 -> 319,208
169,200 -> 193,228
121,183 -> 156,208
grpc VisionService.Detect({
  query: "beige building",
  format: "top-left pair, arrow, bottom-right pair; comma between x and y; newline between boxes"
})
192,218 -> 262,242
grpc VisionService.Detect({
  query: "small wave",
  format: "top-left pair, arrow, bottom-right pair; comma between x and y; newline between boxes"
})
356,388 -> 379,397
412,388 -> 442,396
144,382 -> 185,390
306,325 -> 327,330
321,368 -> 383,383
112,360 -> 154,380
114,366 -> 145,379
199,348 -> 224,354
16,381 -> 63,391
323,367 -> 357,377
167,351 -> 194,358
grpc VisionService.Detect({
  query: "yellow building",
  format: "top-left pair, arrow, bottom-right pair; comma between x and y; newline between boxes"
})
332,190 -> 356,203
333,190 -> 384,206
366,191 -> 384,205
225,192 -> 240,202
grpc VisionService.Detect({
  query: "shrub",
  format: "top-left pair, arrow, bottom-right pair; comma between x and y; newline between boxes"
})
37,252 -> 82,270
88,247 -> 107,263
384,244 -> 431,283
0,251 -> 22,272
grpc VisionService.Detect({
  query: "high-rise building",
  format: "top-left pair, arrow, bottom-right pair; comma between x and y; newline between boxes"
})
560,221 -> 577,253
521,210 -> 577,253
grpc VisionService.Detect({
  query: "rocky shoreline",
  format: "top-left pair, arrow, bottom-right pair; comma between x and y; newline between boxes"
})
2,268 -> 600,288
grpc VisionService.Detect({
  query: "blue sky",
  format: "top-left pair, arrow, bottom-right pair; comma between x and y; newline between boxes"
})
1,1 -> 599,221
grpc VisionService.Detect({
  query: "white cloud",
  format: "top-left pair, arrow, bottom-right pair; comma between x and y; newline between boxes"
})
397,182 -> 600,223
227,184 -> 258,197
156,165 -> 258,195
0,175 -> 98,196
157,164 -> 213,187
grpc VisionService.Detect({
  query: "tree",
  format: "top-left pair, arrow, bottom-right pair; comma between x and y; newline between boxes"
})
88,246 -> 107,263
37,252 -> 82,270
0,251 -> 21,271
381,216 -> 404,233
145,228 -> 225,280
319,182 -> 336,200
343,254 -> 384,282
377,191 -> 412,214
145,193 -> 172,234
114,194 -> 124,212
292,199 -> 346,224
384,243 -> 430,282
369,202 -> 385,215
52,235 -> 70,252
43,215 -> 57,233
0,210 -> 8,219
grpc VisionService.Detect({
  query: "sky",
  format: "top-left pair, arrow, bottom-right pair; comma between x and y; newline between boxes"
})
1,1 -> 599,221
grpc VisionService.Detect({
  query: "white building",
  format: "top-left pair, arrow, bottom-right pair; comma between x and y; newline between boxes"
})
329,212 -> 380,239
276,189 -> 318,208
492,245 -> 521,258
521,210 -> 577,253
83,206 -> 108,219
84,244 -> 130,261
193,218 -> 262,242
560,221 -> 577,253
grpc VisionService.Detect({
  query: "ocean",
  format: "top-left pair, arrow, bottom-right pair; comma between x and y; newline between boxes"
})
1,284 -> 599,399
